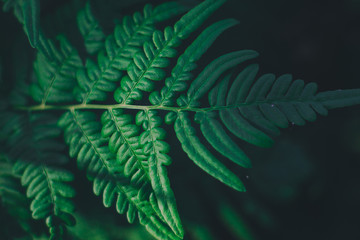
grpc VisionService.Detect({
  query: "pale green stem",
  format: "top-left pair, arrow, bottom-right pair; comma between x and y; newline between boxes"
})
15,99 -> 320,112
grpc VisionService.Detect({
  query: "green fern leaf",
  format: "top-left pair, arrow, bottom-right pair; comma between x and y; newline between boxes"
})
195,111 -> 251,168
101,110 -> 148,182
100,109 -> 154,206
173,0 -> 226,39
3,112 -> 76,240
219,67 -> 325,132
213,73 -> 274,148
136,110 -> 183,238
77,1 -> 106,55
114,0 -> 227,104
21,0 -> 39,48
4,1 -> 360,239
149,19 -> 239,106
75,2 -> 186,104
0,156 -> 34,235
58,110 -> 180,240
175,112 -> 245,192
101,109 -> 185,237
3,1 -> 75,62
316,89 -> 360,109
2,0 -> 40,48
177,64 -> 360,192
185,50 -> 259,107
30,36 -> 83,104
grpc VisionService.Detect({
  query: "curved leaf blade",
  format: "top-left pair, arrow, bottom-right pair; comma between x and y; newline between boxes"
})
175,112 -> 245,192
196,112 -> 252,168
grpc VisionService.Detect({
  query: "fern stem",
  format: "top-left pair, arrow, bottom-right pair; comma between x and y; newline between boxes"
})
16,98 -> 329,113
15,103 -> 205,112
41,164 -> 57,217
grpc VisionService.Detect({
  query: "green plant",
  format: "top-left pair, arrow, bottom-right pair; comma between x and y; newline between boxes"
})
1,0 -> 360,239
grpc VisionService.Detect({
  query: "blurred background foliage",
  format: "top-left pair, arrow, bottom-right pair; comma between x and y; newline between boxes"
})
1,0 -> 360,239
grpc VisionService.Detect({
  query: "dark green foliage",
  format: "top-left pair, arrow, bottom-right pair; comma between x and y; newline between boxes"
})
1,0 -> 360,239
21,0 -> 39,48
149,19 -> 240,106
75,1 -> 187,104
77,2 -> 106,55
0,111 -> 75,240
2,0 -> 40,48
58,110 -> 179,240
114,0 -> 226,104
30,36 -> 83,105
136,110 -> 183,237
175,111 -> 246,192
0,156 -> 34,237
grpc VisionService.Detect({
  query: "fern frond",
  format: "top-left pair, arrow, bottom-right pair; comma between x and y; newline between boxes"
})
100,109 -> 156,203
195,111 -> 252,168
20,0 -> 39,48
169,52 -> 261,191
101,109 -> 184,237
77,1 -> 106,55
149,19 -> 239,106
58,110 -> 180,240
136,110 -> 183,238
174,112 -> 246,192
215,67 -> 327,138
75,2 -> 187,104
101,110 -> 148,184
216,71 -> 276,146
1,0 -> 59,65
221,69 -> 360,131
185,51 -> 259,107
110,2 -> 188,70
0,155 -> 34,235
30,36 -> 83,105
5,0 -> 74,62
4,0 -> 360,239
316,89 -> 360,109
175,63 -> 360,191
2,0 -> 40,48
114,0 -> 227,104
3,112 -> 76,240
